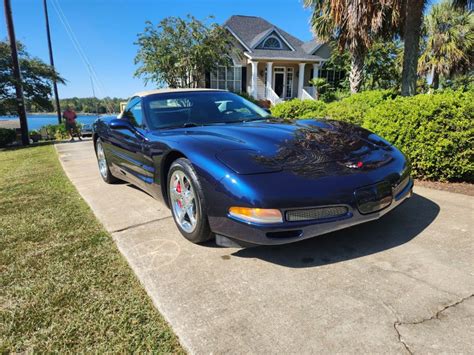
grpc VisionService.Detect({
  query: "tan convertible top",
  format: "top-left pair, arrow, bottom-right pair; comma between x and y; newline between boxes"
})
132,88 -> 225,98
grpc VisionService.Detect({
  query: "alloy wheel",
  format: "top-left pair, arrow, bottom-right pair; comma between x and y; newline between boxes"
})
96,142 -> 108,179
169,170 -> 198,233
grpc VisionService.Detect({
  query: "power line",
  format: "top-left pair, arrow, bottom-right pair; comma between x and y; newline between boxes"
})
49,0 -> 115,113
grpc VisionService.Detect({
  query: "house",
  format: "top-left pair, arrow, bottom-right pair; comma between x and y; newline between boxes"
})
204,15 -> 333,103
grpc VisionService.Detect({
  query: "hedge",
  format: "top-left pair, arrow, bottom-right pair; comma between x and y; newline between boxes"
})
270,89 -> 474,182
364,90 -> 473,182
325,90 -> 396,125
270,99 -> 327,119
0,128 -> 16,147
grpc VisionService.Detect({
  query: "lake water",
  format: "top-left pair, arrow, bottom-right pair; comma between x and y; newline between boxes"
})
0,114 -> 117,131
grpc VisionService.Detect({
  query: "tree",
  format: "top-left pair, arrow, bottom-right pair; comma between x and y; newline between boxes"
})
321,39 -> 402,93
418,0 -> 473,89
308,77 -> 330,100
363,40 -> 402,90
304,0 -> 402,93
0,40 -> 64,115
135,15 -> 238,88
400,0 -> 425,96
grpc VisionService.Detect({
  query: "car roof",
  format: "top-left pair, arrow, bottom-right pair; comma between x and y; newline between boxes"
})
132,88 -> 227,98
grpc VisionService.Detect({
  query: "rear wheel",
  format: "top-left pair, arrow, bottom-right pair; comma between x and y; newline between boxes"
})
168,158 -> 213,243
96,138 -> 119,184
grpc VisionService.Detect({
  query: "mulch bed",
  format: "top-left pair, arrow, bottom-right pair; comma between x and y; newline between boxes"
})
415,179 -> 474,197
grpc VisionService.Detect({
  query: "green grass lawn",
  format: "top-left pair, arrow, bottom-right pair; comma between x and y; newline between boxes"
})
0,144 -> 183,353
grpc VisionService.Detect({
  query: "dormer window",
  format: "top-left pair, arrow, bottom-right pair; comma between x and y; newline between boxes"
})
263,36 -> 282,49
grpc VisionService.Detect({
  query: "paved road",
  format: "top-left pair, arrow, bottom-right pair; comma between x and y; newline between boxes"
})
56,140 -> 474,354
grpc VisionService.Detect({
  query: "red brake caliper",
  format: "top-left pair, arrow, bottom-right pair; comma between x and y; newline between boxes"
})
176,181 -> 182,208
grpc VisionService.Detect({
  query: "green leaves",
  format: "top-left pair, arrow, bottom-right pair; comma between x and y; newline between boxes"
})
419,0 -> 473,88
0,40 -> 65,115
134,15 -> 239,88
364,90 -> 474,181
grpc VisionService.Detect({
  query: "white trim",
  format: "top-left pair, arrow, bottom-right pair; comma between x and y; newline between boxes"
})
285,67 -> 294,98
210,65 -> 243,92
272,28 -> 296,51
225,25 -> 252,53
250,61 -> 259,99
297,63 -> 305,99
266,62 -> 273,96
244,52 -> 326,63
273,66 -> 286,98
253,27 -> 296,51
262,35 -> 283,49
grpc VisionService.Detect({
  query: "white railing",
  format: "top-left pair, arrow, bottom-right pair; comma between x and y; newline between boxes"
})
303,86 -> 317,100
265,86 -> 283,105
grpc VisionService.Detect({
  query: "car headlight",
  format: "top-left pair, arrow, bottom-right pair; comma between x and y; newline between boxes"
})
229,207 -> 283,224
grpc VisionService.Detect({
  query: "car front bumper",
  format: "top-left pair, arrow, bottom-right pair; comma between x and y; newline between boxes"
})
208,177 -> 413,246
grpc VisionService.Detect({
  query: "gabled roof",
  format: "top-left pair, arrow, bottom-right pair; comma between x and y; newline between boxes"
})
223,15 -> 327,61
301,39 -> 324,54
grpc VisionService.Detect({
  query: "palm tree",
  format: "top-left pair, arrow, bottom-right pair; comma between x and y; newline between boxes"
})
400,0 -> 425,96
304,0 -> 402,94
418,0 -> 473,89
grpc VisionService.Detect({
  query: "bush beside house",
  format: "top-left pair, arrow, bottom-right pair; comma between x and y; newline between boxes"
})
271,90 -> 474,182
271,99 -> 328,119
325,90 -> 396,125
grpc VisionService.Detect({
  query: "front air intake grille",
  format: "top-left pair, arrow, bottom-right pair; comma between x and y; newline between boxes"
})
286,206 -> 349,222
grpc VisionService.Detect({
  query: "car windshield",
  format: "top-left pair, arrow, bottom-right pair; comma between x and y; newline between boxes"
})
143,91 -> 270,130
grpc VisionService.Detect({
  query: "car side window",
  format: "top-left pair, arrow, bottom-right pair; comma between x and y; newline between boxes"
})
123,99 -> 143,127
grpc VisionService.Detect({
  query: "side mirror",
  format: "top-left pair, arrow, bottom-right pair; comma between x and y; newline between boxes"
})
110,118 -> 132,130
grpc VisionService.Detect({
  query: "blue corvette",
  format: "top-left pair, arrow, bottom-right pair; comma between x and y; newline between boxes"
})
93,89 -> 413,246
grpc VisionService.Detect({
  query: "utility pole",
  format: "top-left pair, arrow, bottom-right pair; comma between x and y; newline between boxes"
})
3,0 -> 29,145
43,0 -> 61,124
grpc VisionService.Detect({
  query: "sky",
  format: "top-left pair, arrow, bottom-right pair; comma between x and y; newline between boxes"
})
0,0 -> 319,99
1,0 -> 441,99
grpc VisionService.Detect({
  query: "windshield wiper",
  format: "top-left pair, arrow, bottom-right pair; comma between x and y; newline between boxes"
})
181,122 -> 201,128
224,117 -> 268,124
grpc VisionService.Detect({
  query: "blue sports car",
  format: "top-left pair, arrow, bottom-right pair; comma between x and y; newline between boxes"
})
93,89 -> 413,246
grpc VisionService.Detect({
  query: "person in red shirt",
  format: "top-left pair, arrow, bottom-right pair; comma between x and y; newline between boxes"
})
63,106 -> 81,142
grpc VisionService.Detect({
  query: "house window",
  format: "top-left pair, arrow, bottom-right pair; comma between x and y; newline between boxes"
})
210,66 -> 242,92
285,68 -> 294,98
263,36 -> 282,49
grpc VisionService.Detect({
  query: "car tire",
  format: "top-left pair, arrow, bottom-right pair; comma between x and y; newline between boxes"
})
95,138 -> 120,184
168,158 -> 213,244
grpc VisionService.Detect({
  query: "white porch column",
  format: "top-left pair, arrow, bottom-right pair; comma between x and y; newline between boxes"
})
298,63 -> 306,99
313,62 -> 321,99
266,62 -> 273,96
250,61 -> 259,99
312,63 -> 320,80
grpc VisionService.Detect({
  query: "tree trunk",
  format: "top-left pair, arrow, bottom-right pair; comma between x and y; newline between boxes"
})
349,45 -> 366,94
401,0 -> 425,96
432,70 -> 440,89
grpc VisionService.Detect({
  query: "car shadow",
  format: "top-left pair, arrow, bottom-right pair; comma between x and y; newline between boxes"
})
230,193 -> 440,268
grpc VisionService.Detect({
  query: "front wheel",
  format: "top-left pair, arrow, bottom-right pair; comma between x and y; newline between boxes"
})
95,138 -> 119,184
168,158 -> 213,243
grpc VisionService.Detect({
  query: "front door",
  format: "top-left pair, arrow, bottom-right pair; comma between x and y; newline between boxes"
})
274,72 -> 284,97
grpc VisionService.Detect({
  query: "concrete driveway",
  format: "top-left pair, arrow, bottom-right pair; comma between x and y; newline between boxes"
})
56,140 -> 474,354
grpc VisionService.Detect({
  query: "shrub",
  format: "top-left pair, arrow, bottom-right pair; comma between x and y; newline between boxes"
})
271,99 -> 327,119
364,90 -> 474,182
0,128 -> 16,147
43,123 -> 68,140
326,90 -> 396,125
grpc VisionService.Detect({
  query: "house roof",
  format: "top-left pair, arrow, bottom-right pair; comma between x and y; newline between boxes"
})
223,15 -> 327,62
133,88 -> 224,97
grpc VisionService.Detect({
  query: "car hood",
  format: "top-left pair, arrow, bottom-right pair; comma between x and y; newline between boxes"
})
164,119 -> 395,175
